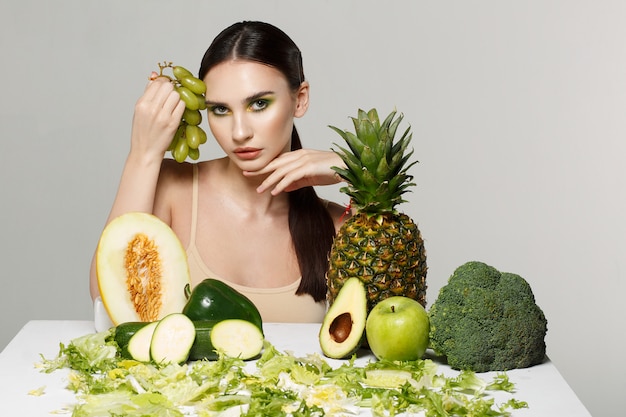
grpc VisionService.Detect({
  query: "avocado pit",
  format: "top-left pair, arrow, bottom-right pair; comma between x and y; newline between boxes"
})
329,312 -> 353,343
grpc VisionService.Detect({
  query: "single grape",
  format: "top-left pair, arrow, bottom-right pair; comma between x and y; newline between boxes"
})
183,108 -> 202,126
186,125 -> 202,149
173,137 -> 189,163
197,126 -> 207,144
195,93 -> 207,110
188,148 -> 200,160
172,65 -> 194,80
179,76 -> 206,95
169,124 -> 185,151
176,86 -> 200,111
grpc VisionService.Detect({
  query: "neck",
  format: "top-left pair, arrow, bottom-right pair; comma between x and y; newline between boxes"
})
220,158 -> 289,216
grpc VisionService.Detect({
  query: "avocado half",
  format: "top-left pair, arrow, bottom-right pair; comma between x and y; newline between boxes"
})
319,277 -> 367,359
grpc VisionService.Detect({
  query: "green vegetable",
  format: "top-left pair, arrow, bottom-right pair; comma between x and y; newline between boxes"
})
188,319 -> 264,361
204,318 -> 264,360
150,313 -> 196,365
188,319 -> 265,361
113,321 -> 148,359
115,318 -> 263,362
127,321 -> 158,362
428,261 -> 548,372
39,328 -> 118,375
182,278 -> 263,332
39,331 -> 527,417
72,392 -> 183,417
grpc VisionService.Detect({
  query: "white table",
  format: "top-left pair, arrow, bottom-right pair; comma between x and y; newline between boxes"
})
0,320 -> 591,416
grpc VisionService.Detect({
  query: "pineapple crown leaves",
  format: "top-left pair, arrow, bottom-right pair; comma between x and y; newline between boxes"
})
329,108 -> 418,213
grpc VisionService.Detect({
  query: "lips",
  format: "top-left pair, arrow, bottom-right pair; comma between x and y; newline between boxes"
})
234,147 -> 262,160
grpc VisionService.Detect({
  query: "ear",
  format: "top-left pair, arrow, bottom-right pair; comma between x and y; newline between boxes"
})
294,81 -> 310,118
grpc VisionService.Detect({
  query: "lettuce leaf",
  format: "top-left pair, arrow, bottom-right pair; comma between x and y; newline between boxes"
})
39,329 -> 118,375
40,334 -> 527,417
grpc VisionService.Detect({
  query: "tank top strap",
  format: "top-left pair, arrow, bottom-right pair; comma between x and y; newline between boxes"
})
189,163 -> 199,245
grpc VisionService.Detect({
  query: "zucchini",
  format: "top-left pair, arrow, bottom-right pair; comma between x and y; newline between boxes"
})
127,321 -> 158,362
150,313 -> 196,365
114,317 -> 263,363
211,319 -> 264,360
114,321 -> 149,359
189,319 -> 264,361
187,320 -> 220,361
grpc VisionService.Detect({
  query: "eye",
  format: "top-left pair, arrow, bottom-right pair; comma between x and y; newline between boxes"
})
209,105 -> 230,116
249,99 -> 270,112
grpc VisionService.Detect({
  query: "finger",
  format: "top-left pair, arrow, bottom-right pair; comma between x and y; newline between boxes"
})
256,159 -> 304,193
162,88 -> 184,116
142,74 -> 169,98
269,173 -> 315,195
266,166 -> 310,195
172,98 -> 186,119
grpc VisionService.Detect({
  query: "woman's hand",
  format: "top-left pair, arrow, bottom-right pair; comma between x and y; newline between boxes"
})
129,74 -> 186,163
244,149 -> 346,195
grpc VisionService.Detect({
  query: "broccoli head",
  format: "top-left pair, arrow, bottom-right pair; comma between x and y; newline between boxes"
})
428,261 -> 548,372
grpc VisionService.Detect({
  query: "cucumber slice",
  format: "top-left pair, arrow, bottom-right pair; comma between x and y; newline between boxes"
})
127,321 -> 158,362
210,319 -> 264,360
150,313 -> 196,364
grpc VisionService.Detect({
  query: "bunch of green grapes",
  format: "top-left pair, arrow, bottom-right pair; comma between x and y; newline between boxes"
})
156,61 -> 208,162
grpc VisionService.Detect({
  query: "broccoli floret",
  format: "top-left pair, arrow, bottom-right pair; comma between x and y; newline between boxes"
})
428,261 -> 548,372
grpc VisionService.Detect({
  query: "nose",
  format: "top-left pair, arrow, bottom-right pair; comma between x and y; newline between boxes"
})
231,112 -> 253,142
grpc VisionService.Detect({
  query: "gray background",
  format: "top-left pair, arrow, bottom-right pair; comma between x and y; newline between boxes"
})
1,1 -> 623,415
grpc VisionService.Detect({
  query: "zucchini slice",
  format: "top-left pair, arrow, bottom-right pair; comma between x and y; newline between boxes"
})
210,319 -> 264,360
114,321 -> 149,345
150,313 -> 196,364
127,321 -> 158,362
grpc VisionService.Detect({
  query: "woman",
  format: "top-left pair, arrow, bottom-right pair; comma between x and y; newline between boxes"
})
90,21 -> 347,323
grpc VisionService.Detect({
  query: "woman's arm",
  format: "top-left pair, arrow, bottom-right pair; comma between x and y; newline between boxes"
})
89,76 -> 185,300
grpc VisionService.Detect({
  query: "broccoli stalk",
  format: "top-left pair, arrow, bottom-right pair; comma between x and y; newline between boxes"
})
428,261 -> 548,372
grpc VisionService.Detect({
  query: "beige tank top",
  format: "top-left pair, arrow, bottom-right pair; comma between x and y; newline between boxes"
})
185,164 -> 327,323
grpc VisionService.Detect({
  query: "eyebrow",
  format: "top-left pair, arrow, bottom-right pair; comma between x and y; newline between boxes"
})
205,90 -> 275,107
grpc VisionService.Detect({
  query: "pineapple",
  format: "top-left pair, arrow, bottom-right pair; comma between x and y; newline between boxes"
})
327,108 -> 427,312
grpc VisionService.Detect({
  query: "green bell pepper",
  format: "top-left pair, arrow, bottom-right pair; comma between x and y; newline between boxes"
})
182,278 -> 264,333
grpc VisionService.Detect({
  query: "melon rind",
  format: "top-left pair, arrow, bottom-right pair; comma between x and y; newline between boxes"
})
96,212 -> 191,325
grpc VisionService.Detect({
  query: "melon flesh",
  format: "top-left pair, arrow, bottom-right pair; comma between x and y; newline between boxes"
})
96,212 -> 191,325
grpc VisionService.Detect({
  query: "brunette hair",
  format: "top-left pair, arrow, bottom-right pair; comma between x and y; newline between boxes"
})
199,21 -> 335,302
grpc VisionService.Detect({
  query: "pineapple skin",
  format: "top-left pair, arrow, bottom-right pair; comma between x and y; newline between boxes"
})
326,211 -> 427,312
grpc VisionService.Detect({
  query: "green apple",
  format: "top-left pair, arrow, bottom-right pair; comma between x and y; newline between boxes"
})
366,296 -> 430,361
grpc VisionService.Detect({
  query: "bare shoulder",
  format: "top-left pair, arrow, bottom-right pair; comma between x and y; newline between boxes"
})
157,158 -> 224,194
158,158 -> 194,185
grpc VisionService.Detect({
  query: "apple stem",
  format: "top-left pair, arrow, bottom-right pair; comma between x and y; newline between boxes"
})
391,305 -> 395,313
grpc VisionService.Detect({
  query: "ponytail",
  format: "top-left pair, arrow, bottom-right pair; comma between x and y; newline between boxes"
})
288,126 -> 336,301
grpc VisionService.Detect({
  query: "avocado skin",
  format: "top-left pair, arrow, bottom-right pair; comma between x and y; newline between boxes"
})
319,278 -> 367,359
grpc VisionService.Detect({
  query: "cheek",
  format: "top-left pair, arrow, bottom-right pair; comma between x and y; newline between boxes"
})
206,117 -> 228,146
264,106 -> 295,143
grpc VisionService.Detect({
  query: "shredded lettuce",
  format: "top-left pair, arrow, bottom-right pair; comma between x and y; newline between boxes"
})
39,329 -> 118,375
39,331 -> 528,417
72,391 -> 184,417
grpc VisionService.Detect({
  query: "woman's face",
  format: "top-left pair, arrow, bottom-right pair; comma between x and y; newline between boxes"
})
202,60 -> 308,172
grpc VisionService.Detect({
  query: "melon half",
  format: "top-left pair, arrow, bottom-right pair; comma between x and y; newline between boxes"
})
96,212 -> 191,325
